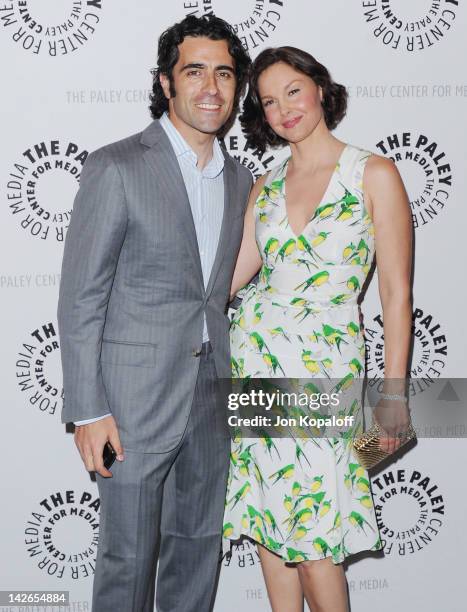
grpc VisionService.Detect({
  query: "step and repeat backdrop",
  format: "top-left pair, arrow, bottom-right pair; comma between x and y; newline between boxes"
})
1,1 -> 466,611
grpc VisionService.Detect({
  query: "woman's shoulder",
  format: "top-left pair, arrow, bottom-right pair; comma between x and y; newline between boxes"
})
346,147 -> 403,199
363,152 -> 399,184
345,143 -> 395,172
342,144 -> 399,187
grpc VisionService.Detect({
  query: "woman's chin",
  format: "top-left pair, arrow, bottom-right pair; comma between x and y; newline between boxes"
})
283,132 -> 310,145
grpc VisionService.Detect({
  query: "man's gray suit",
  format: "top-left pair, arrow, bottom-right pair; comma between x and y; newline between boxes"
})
57,119 -> 252,611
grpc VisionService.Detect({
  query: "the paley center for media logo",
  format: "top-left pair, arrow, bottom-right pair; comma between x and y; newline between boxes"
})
182,0 -> 285,52
6,139 -> 88,242
361,0 -> 459,53
0,1 -> 104,57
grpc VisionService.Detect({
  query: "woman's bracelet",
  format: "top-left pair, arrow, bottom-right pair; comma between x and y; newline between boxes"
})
380,393 -> 407,402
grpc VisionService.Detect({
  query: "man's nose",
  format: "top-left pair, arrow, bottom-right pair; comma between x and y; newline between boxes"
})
203,72 -> 219,96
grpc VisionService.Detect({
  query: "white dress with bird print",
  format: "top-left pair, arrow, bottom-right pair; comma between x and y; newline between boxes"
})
223,144 -> 383,565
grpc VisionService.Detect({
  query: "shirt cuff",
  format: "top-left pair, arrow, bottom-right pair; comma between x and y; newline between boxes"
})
74,413 -> 112,426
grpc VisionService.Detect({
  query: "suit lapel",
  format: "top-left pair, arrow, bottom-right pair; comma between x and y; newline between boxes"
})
205,153 -> 237,298
141,121 -> 204,290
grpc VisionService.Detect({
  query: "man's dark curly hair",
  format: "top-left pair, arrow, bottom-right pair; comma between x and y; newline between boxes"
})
240,46 -> 348,153
149,14 -> 251,135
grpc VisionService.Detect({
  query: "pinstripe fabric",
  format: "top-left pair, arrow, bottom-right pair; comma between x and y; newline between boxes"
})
57,118 -> 253,451
58,118 -> 252,611
74,116 -> 224,426
159,111 -> 224,343
92,351 -> 230,612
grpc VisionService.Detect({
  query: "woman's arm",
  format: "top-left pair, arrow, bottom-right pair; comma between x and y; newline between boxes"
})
230,174 -> 267,300
363,155 -> 413,449
364,155 -> 413,379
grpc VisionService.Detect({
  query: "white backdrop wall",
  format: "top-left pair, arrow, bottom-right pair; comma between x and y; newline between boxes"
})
1,1 -> 465,611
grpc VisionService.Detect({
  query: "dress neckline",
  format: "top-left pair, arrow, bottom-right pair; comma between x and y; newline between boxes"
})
282,143 -> 350,238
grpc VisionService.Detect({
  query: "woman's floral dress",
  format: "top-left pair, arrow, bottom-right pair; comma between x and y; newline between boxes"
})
223,144 -> 383,564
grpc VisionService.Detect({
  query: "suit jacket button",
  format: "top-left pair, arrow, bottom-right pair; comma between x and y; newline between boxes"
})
192,348 -> 202,357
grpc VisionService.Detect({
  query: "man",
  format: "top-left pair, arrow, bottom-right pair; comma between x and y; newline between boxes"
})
57,15 -> 251,612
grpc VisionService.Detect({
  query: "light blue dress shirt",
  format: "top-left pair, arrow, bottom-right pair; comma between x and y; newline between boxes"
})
159,111 -> 225,334
74,113 -> 225,426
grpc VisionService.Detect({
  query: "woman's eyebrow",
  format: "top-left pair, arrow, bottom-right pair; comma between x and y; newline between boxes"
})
260,78 -> 302,99
283,78 -> 301,89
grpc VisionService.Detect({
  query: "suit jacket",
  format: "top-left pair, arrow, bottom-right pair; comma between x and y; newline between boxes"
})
57,119 -> 252,452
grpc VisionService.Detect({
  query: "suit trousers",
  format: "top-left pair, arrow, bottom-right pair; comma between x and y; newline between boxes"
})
92,347 -> 230,611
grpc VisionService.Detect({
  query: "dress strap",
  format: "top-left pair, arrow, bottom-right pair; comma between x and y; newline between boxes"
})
336,145 -> 373,203
263,155 -> 289,187
352,148 -> 373,204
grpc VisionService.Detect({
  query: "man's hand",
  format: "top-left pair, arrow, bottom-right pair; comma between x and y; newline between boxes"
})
74,415 -> 124,478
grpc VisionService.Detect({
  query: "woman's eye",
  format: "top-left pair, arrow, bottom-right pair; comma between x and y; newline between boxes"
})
289,88 -> 300,96
263,99 -> 273,107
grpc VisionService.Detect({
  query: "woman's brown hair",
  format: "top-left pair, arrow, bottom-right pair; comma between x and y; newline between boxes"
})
240,46 -> 348,153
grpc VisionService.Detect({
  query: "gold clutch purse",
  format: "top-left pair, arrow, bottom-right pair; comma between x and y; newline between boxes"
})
353,419 -> 416,470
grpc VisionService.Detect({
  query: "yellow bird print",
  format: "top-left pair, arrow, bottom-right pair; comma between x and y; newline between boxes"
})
223,150 -> 381,566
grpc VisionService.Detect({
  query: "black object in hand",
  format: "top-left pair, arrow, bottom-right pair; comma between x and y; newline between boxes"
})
103,441 -> 117,469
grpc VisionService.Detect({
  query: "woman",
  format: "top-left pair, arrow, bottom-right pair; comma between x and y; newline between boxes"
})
223,47 -> 413,612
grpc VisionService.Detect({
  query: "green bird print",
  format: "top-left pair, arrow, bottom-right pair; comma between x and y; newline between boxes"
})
297,234 -> 322,261
253,461 -> 268,492
259,430 -> 281,459
276,238 -> 297,261
228,482 -> 251,509
264,508 -> 284,539
269,464 -> 295,485
311,231 -> 330,247
266,535 -> 283,552
264,237 -> 280,257
263,352 -> 286,375
268,326 -> 292,342
247,504 -> 267,531
287,547 -> 310,562
322,324 -> 348,352
295,270 -> 330,292
249,331 -> 269,353
347,510 -> 377,534
313,537 -> 330,557
295,442 -> 312,468
346,275 -> 360,292
314,202 -> 336,220
326,511 -> 342,534
223,145 -> 383,566
292,525 -> 312,542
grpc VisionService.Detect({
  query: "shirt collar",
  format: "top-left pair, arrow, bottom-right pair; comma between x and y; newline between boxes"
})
159,112 -> 224,178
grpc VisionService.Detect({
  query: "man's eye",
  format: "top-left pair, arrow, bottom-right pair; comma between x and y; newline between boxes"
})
289,88 -> 300,96
218,71 -> 232,79
187,70 -> 201,77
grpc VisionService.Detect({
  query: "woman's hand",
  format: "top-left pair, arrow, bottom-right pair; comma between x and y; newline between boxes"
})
374,398 -> 412,454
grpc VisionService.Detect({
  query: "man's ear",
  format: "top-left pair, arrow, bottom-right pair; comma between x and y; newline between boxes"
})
160,74 -> 171,100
